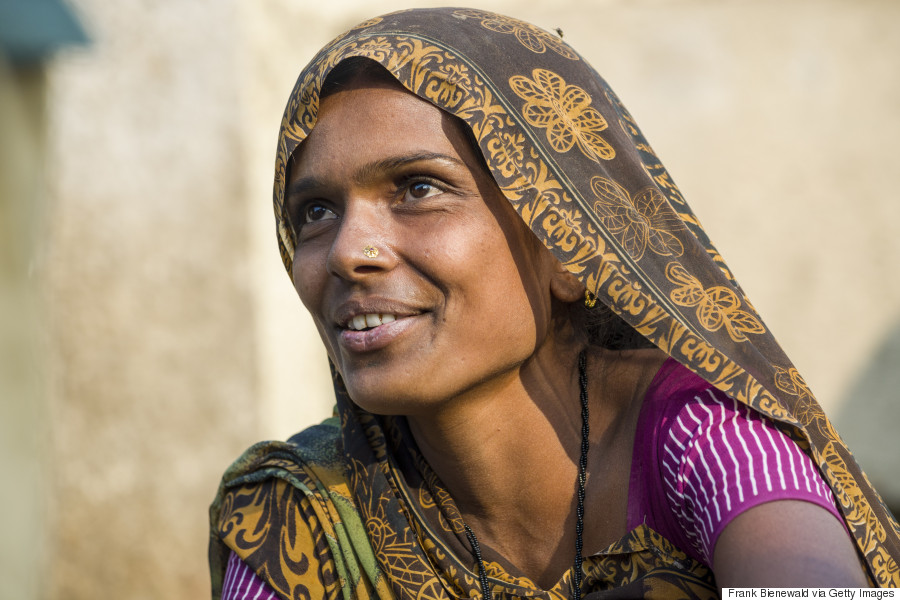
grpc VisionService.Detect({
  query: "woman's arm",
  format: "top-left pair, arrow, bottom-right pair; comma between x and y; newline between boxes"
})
713,499 -> 868,588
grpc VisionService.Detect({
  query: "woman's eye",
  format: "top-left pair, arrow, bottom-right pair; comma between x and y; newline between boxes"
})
303,203 -> 337,224
404,179 -> 443,200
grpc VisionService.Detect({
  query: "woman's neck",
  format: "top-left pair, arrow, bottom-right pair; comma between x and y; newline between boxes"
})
407,347 -> 583,518
404,343 -> 667,589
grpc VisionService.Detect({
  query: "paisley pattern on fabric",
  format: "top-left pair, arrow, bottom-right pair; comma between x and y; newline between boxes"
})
510,69 -> 615,162
665,261 -> 766,343
590,175 -> 684,260
210,7 -> 900,598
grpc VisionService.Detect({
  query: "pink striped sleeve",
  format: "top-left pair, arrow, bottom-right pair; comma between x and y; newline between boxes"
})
660,387 -> 843,566
221,550 -> 280,600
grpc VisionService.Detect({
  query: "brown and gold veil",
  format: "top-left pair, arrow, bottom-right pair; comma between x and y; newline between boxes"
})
212,8 -> 900,596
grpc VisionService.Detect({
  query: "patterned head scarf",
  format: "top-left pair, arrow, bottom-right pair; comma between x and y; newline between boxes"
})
251,6 -> 899,591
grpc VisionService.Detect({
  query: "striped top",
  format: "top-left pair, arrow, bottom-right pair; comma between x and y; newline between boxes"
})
220,359 -> 843,598
626,358 -> 842,567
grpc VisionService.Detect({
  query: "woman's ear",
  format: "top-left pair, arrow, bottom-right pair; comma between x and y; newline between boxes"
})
549,264 -> 584,304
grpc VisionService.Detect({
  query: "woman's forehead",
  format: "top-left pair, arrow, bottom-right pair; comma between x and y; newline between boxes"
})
290,79 -> 476,180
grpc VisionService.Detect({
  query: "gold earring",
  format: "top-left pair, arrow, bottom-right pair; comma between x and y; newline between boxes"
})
584,289 -> 598,309
363,245 -> 379,258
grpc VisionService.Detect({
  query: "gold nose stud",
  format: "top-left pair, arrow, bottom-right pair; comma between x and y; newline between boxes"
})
363,245 -> 379,258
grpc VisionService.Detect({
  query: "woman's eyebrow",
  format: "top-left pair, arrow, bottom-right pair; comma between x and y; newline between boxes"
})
286,176 -> 326,200
354,152 -> 466,184
286,152 -> 466,200
351,152 -> 467,187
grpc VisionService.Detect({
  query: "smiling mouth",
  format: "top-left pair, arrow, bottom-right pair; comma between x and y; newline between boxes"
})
344,313 -> 398,331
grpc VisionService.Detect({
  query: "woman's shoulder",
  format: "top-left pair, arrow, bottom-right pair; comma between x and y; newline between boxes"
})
637,356 -> 765,435
645,358 -> 720,409
209,416 -> 352,599
212,415 -> 349,518
218,416 -> 343,482
286,415 -> 344,468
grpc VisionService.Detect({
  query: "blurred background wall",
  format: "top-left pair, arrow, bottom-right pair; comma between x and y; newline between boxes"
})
1,0 -> 898,597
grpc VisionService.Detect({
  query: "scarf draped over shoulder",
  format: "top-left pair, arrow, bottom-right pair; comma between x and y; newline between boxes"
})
209,8 -> 900,598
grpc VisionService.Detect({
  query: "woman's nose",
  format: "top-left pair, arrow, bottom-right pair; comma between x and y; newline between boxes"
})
325,204 -> 396,280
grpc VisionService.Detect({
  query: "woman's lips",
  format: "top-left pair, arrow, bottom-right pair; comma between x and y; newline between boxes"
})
338,313 -> 422,353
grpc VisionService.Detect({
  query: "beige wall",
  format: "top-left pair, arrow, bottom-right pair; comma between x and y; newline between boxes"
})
1,59 -> 50,600
3,0 -> 894,597
43,1 -> 255,597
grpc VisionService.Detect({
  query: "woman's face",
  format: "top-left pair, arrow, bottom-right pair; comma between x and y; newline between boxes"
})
287,73 -> 574,415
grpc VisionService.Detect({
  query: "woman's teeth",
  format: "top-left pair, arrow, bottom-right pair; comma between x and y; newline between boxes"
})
348,313 -> 397,331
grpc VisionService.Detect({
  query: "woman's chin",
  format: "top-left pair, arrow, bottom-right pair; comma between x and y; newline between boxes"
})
347,392 -> 424,417
340,374 -> 427,416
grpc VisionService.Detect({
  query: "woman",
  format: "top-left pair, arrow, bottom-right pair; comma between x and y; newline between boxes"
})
209,8 -> 899,598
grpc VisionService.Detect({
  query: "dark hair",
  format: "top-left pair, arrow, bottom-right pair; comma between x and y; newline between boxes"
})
320,56 -> 398,98
582,303 -> 655,350
320,58 -> 654,351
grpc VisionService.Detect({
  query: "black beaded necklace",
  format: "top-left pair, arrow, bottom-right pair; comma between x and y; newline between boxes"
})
464,349 -> 590,600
